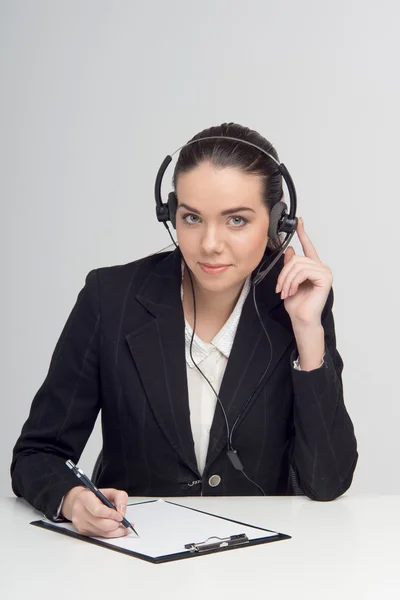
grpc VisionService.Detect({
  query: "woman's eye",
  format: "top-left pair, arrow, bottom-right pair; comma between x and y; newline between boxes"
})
229,216 -> 247,227
182,214 -> 248,226
183,214 -> 200,224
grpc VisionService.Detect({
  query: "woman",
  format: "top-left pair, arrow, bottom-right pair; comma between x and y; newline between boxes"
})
11,122 -> 358,539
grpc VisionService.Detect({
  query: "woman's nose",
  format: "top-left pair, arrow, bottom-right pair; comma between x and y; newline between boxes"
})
200,225 -> 224,253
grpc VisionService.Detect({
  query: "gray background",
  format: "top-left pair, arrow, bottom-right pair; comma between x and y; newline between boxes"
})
1,0 -> 398,497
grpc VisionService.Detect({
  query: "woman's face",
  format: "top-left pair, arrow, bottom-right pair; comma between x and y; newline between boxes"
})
175,161 -> 270,293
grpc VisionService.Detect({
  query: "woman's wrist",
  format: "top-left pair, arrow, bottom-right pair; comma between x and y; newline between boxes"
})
292,323 -> 325,371
61,485 -> 86,520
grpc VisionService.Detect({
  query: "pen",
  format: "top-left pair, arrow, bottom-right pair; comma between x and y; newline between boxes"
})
65,459 -> 139,537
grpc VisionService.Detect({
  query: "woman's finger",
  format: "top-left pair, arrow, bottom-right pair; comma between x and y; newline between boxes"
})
276,256 -> 321,294
83,511 -> 126,535
296,217 -> 321,262
100,488 -> 128,517
281,266 -> 328,298
283,245 -> 295,267
289,267 -> 332,296
78,519 -> 130,538
80,491 -> 123,523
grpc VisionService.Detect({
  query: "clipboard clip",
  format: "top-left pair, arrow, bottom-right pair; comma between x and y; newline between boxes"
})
184,533 -> 249,553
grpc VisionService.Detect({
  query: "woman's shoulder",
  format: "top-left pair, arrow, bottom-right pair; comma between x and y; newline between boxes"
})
89,249 -> 177,296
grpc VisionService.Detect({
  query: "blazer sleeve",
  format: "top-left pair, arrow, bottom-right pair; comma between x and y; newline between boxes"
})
11,270 -> 102,519
290,287 -> 358,501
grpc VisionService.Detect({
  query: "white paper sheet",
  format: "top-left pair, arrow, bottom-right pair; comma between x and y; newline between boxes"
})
42,499 -> 278,559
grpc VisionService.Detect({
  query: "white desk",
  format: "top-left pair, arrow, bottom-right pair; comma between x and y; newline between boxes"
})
1,494 -> 399,600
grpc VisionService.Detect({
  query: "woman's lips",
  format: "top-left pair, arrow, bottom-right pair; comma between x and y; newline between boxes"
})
199,263 -> 231,274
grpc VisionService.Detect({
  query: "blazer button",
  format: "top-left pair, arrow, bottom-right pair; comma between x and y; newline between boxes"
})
208,474 -> 221,487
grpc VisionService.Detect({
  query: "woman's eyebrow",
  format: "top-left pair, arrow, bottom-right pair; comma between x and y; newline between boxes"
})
178,202 -> 256,215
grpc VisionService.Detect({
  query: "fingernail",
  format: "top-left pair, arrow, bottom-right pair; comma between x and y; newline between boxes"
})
275,283 -> 281,293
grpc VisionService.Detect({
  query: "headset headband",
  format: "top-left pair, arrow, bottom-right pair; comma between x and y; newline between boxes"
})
154,135 -> 297,234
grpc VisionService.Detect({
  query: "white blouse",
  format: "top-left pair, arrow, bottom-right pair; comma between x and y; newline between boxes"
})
181,269 -> 251,474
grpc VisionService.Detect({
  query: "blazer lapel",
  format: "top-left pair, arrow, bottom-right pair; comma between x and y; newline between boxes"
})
205,255 -> 295,470
125,248 -> 199,475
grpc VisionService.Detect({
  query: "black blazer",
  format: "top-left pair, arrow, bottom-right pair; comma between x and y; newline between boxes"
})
11,247 -> 358,519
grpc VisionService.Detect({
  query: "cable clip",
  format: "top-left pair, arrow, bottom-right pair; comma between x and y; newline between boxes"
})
185,533 -> 249,553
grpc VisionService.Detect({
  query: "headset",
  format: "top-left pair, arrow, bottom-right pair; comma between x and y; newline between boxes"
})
154,135 -> 298,495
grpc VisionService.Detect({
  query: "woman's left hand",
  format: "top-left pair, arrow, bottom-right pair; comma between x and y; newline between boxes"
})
275,217 -> 333,327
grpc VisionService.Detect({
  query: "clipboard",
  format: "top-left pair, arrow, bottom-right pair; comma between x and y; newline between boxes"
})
31,499 -> 291,564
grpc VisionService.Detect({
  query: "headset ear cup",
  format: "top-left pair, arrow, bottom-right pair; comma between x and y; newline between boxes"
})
167,192 -> 178,229
268,201 -> 287,240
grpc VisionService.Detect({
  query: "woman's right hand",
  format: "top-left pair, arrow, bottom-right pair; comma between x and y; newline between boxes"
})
61,486 -> 130,538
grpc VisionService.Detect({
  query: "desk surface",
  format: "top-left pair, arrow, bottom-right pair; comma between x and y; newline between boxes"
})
1,494 -> 399,600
